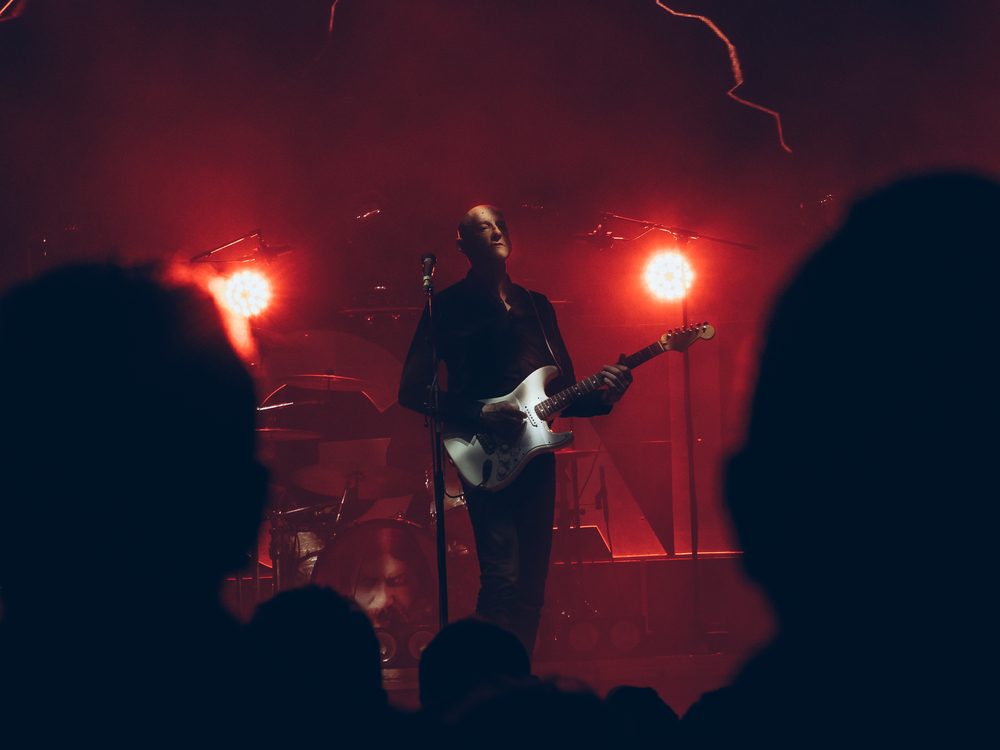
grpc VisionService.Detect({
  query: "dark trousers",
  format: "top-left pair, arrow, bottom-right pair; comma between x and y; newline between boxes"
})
462,452 -> 556,657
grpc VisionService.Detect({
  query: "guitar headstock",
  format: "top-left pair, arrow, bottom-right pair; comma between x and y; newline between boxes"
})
659,322 -> 715,352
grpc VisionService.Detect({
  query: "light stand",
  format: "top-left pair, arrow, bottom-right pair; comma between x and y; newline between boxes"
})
190,229 -> 292,611
587,212 -> 754,652
581,212 -> 759,252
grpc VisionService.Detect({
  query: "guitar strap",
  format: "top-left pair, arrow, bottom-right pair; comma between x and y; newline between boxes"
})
527,290 -> 564,376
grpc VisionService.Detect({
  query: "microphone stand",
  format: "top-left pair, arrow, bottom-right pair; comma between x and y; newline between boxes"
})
422,259 -> 449,630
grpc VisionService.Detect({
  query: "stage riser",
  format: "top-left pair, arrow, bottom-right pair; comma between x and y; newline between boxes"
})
540,557 -> 776,658
220,555 -> 777,661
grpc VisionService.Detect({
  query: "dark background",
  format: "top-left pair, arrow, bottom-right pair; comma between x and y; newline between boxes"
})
2,0 -> 997,553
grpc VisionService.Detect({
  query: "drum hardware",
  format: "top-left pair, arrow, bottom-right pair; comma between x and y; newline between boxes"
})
291,462 -> 415,501
254,428 -> 323,441
549,446 -> 608,640
282,374 -> 368,391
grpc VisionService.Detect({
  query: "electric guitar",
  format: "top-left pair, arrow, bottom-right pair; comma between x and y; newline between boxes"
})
443,322 -> 716,491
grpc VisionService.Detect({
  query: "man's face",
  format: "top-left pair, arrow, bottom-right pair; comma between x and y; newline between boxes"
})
459,206 -> 512,267
353,552 -> 418,626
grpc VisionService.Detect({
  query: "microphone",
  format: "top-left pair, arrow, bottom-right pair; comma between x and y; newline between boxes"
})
421,253 -> 436,292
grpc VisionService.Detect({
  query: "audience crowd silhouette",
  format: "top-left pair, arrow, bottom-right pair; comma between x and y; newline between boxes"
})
1,172 -> 994,747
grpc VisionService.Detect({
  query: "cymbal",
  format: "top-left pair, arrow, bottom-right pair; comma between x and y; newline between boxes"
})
292,462 -> 416,500
255,428 -> 323,441
283,374 -> 368,391
256,399 -> 323,412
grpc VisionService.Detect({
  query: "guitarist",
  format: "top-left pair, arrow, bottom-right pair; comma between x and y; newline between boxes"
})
399,205 -> 632,656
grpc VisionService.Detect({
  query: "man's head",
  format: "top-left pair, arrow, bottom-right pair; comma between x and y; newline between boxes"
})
0,263 -> 268,612
725,173 -> 999,632
456,205 -> 512,270
418,617 -> 531,709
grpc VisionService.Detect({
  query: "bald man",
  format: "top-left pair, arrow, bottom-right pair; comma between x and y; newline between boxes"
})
399,205 -> 632,655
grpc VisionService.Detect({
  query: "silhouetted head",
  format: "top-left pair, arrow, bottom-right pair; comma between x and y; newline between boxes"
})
0,263 -> 267,614
726,173 -> 999,631
418,617 -> 531,709
456,205 -> 512,272
453,681 -> 614,748
605,684 -> 679,746
247,586 -> 386,707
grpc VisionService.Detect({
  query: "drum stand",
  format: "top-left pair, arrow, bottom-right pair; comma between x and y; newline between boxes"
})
268,482 -> 357,593
234,537 -> 262,618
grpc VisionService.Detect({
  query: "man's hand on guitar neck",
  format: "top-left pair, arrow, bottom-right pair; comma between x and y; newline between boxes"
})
478,402 -> 527,443
600,361 -> 633,405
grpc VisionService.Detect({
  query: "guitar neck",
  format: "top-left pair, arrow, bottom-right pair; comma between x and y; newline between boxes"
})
533,322 -> 714,420
534,340 -> 666,420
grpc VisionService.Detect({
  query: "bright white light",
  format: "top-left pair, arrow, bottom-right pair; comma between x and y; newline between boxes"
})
644,252 -> 694,300
225,271 -> 269,317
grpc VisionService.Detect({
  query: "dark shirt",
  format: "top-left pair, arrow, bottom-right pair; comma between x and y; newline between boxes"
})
398,271 -> 610,424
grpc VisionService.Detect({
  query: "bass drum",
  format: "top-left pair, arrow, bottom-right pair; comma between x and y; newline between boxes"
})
312,519 -> 437,628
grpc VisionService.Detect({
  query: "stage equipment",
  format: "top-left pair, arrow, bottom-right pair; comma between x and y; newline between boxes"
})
311,518 -> 436,625
415,251 -> 451,630
577,212 -> 758,252
443,325 -> 715,491
189,228 -> 293,264
280,374 -> 368,391
644,252 -> 693,300
421,253 -> 436,293
190,229 -> 292,322
292,463 -> 416,502
225,270 -> 270,317
565,616 -> 647,657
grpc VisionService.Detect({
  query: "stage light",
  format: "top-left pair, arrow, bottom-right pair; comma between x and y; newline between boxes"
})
644,252 -> 693,300
225,271 -> 269,317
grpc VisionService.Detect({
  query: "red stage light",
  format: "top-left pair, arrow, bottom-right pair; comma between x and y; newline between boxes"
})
225,271 -> 269,317
644,252 -> 693,300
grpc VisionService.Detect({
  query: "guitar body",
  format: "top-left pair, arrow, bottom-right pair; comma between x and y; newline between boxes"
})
443,366 -> 574,492
442,322 -> 715,492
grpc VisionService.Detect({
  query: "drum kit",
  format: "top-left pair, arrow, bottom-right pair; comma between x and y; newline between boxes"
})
252,372 -> 479,647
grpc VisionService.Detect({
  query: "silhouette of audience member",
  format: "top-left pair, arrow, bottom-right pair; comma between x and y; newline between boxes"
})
418,617 -> 533,715
0,264 -> 268,745
605,685 -> 679,748
247,586 -> 402,747
682,173 -> 999,747
451,680 -> 616,749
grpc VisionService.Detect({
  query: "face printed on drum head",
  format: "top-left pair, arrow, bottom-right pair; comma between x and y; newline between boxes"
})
353,551 -> 419,625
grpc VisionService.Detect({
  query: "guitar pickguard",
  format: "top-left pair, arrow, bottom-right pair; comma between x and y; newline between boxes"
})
444,366 -> 573,492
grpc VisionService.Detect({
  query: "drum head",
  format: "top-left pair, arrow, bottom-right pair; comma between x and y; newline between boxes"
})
312,519 -> 436,628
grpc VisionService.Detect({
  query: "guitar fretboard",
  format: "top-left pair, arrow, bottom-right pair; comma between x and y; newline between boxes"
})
533,323 -> 711,420
534,342 -> 667,420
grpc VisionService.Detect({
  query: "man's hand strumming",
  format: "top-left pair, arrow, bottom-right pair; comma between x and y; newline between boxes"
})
478,402 -> 526,443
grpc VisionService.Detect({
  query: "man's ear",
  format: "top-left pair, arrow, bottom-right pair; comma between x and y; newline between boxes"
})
455,236 -> 467,254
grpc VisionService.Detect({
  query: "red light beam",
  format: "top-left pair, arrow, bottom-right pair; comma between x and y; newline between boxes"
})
655,2 -> 792,153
